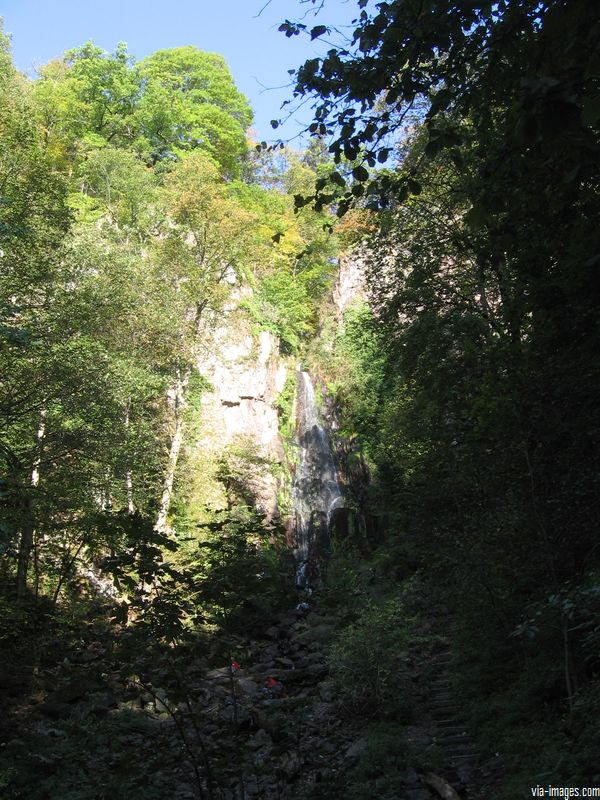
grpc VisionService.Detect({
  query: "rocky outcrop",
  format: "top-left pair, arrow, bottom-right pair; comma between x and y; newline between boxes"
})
332,250 -> 366,324
206,329 -> 286,460
196,310 -> 288,520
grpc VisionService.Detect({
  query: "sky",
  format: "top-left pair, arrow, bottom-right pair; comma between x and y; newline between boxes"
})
2,0 -> 357,143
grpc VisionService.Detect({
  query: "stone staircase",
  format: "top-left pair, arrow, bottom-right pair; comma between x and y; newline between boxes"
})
427,644 -> 481,794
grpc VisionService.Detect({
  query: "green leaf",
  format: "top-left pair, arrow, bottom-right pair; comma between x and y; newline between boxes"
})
396,184 -> 409,204
425,139 -> 441,158
352,165 -> 369,182
294,194 -> 307,208
336,200 -> 350,217
429,88 -> 451,116
344,142 -> 358,160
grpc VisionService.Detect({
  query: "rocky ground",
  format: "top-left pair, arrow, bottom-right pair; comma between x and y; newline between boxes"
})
127,599 -> 502,799
1,595 -> 503,800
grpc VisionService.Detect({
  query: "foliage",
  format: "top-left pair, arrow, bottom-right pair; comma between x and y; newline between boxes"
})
137,46 -> 252,174
320,538 -> 370,612
243,269 -> 314,354
344,722 -> 439,800
155,150 -> 257,343
0,19 -> 350,800
281,0 -> 600,215
0,18 -> 339,602
214,435 -> 274,510
315,303 -> 387,452
0,707 -> 182,800
185,509 -> 293,633
288,0 -> 600,788
329,594 -> 413,719
78,147 -> 156,229
231,152 -> 339,352
274,370 -> 297,445
32,41 -> 252,175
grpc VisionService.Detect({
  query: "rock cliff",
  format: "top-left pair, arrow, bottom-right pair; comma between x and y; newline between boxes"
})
195,305 -> 288,521
332,250 -> 366,323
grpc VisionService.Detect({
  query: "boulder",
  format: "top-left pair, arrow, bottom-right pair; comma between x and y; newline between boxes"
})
236,677 -> 260,698
345,737 -> 368,761
317,681 -> 334,703
248,728 -> 273,752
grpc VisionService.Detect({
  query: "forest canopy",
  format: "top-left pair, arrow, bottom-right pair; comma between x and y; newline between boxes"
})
0,23 -> 337,603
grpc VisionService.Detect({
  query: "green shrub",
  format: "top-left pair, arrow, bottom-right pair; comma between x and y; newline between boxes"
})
302,722 -> 440,800
329,595 -> 413,719
346,722 -> 440,799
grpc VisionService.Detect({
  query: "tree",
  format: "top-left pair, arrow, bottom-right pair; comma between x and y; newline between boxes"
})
229,157 -> 338,353
78,147 -> 156,230
286,0 -> 600,592
136,47 -> 253,173
0,29 -> 71,595
152,153 -> 257,532
187,508 -> 291,633
281,0 -> 599,213
0,31 -> 173,594
32,42 -> 141,166
285,0 -> 600,783
32,42 -> 253,177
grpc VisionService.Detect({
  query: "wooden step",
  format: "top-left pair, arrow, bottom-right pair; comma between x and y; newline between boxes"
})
437,733 -> 471,744
431,702 -> 461,712
447,752 -> 480,763
444,743 -> 480,756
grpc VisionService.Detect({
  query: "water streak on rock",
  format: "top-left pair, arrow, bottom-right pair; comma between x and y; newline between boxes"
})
293,371 -> 343,587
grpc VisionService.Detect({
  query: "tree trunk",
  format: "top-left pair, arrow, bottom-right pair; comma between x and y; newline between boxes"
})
155,366 -> 190,533
16,408 -> 46,599
424,773 -> 462,800
155,299 -> 209,533
16,514 -> 35,600
124,401 -> 135,514
126,471 -> 135,514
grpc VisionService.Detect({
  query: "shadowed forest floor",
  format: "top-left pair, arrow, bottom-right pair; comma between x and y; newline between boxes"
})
1,580 -> 505,800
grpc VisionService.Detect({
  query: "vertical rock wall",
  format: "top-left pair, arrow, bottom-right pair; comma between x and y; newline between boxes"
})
195,307 -> 288,521
332,250 -> 366,324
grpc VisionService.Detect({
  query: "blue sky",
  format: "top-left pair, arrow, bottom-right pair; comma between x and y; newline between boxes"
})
2,0 -> 357,142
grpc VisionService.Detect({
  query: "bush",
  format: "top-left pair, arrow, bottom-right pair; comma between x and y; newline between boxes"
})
302,722 -> 440,800
328,595 -> 413,719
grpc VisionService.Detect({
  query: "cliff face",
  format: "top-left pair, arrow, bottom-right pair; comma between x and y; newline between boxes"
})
189,252 -> 365,526
195,307 -> 288,521
332,250 -> 366,323
206,329 -> 286,459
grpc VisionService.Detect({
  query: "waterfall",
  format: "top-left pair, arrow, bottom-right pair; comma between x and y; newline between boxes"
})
293,371 -> 343,588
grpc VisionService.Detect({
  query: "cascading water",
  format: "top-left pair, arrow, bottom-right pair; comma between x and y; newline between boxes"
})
292,371 -> 343,588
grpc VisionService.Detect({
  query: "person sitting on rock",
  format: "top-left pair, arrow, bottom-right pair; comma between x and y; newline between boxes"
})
261,676 -> 285,700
